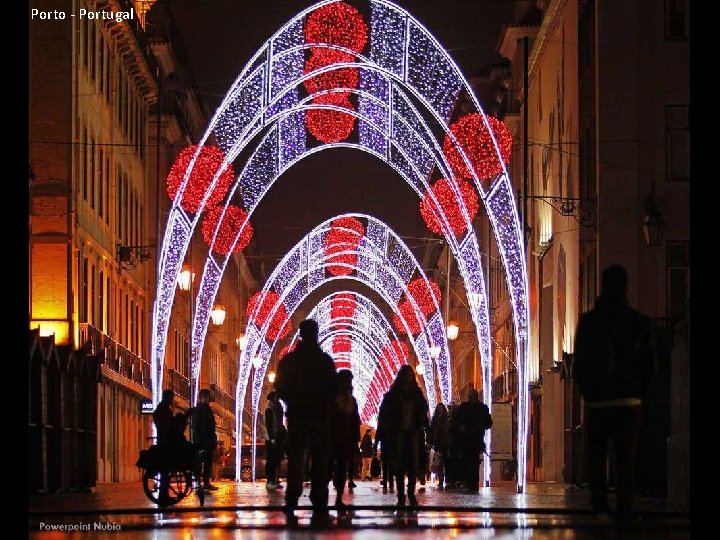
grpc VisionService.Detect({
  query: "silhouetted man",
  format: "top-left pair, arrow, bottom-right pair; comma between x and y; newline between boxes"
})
574,264 -> 654,520
264,391 -> 286,490
275,319 -> 338,519
191,388 -> 218,491
454,389 -> 492,492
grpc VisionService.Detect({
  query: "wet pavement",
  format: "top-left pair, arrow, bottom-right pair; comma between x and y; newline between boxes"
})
29,479 -> 689,538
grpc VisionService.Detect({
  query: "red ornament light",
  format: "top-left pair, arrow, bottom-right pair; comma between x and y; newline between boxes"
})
332,335 -> 352,355
201,205 -> 253,255
306,92 -> 357,144
324,216 -> 365,276
380,340 -> 409,372
335,359 -> 352,370
278,343 -> 296,359
304,1 -> 368,54
166,145 -> 234,214
330,293 -> 356,328
246,291 -> 291,341
303,50 -> 359,95
443,113 -> 513,181
405,278 -> 441,317
420,177 -> 480,236
392,300 -> 424,336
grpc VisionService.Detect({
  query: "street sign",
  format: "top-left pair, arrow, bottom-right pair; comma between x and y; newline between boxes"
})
139,399 -> 154,415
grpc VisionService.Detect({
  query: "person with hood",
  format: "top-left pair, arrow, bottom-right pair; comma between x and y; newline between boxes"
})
330,369 -> 361,507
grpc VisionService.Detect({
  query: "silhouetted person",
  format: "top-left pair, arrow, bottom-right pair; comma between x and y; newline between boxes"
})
573,264 -> 654,520
375,400 -> 395,493
264,391 -> 286,490
429,403 -> 449,488
191,388 -> 218,491
377,365 -> 429,508
454,389 -> 492,492
330,369 -> 360,507
360,429 -> 374,480
153,389 -> 175,448
275,319 -> 338,519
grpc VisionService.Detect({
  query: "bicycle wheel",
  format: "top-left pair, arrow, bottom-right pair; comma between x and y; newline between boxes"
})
143,469 -> 192,507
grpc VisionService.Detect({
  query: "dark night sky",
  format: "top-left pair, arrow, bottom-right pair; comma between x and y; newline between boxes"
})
163,0 -> 514,314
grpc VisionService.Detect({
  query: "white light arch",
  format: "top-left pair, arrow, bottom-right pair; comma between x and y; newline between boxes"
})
152,0 -> 530,491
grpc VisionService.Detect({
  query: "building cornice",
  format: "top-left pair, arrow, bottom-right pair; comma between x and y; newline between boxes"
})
528,0 -> 568,85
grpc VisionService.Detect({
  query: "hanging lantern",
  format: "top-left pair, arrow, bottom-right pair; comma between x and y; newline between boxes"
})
166,145 -> 234,214
201,205 -> 253,254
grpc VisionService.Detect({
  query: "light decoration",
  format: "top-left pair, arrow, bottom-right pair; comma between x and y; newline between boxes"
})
278,343 -> 296,359
405,277 -> 441,317
303,1 -> 368,54
420,177 -> 479,236
306,92 -> 357,144
165,145 -> 234,214
177,263 -> 195,292
245,291 -> 291,341
330,292 -> 356,329
210,303 -> 227,326
392,301 -> 423,336
201,205 -> 254,254
303,50 -> 359,95
323,216 -> 365,276
151,0 -> 529,491
332,335 -> 352,355
443,113 -> 513,181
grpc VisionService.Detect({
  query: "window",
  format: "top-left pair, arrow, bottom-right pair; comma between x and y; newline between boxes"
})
89,20 -> 96,82
106,275 -> 112,336
82,256 -> 89,322
116,164 -> 122,240
98,33 -> 104,93
82,127 -> 88,201
82,8 -> 88,67
665,0 -> 689,40
90,137 -> 95,210
105,157 -> 110,225
666,106 -> 690,182
90,264 -> 96,326
98,148 -> 104,219
667,242 -> 689,319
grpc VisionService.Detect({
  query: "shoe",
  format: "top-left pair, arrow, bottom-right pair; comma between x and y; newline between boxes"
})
397,494 -> 406,507
266,482 -> 277,490
408,494 -> 418,506
310,510 -> 334,528
420,478 -> 426,486
276,483 -> 284,489
204,483 -> 219,491
348,481 -> 357,488
383,486 -> 388,493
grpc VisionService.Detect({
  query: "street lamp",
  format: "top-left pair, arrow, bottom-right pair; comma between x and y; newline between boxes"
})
429,345 -> 441,360
210,302 -> 227,326
236,333 -> 248,350
446,321 -> 460,341
416,363 -> 425,376
643,183 -> 666,247
177,263 -> 195,291
267,371 -> 276,384
252,355 -> 263,370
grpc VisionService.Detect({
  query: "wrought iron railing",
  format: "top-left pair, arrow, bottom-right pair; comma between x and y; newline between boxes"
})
79,323 -> 151,389
167,368 -> 190,402
210,383 -> 236,413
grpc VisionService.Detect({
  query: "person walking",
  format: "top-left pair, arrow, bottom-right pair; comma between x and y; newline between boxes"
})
275,319 -> 338,520
330,369 -> 361,507
376,365 -> 429,508
573,264 -> 654,520
360,429 -> 375,480
264,391 -> 286,490
429,403 -> 449,489
190,388 -> 219,492
454,389 -> 492,492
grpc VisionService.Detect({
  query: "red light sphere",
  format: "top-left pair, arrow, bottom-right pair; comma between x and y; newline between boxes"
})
303,50 -> 359,95
324,216 -> 365,276
380,340 -> 409,371
332,335 -> 352,355
392,300 -> 424,336
166,145 -> 234,214
306,92 -> 357,143
330,293 -> 356,327
420,177 -> 480,236
245,291 -> 291,341
201,205 -> 253,255
278,343 -> 296,359
304,1 -> 368,54
405,278 -> 441,317
443,113 -> 512,181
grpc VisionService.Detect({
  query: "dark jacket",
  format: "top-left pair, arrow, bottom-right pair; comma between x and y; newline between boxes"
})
330,392 -> 360,453
191,402 -> 217,447
429,409 -> 448,453
265,399 -> 286,443
573,296 -> 654,402
360,433 -> 374,457
376,383 -> 429,440
153,402 -> 174,447
275,340 -> 338,422
454,401 -> 492,453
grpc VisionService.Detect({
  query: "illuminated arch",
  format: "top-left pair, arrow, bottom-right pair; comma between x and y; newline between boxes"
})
152,0 -> 530,490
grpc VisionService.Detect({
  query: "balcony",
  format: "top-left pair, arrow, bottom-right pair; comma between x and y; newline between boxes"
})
210,383 -> 237,414
492,369 -> 518,401
79,323 -> 151,390
167,369 -> 190,402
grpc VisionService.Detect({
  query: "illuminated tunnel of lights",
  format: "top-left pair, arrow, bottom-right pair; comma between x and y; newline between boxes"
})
151,0 -> 530,491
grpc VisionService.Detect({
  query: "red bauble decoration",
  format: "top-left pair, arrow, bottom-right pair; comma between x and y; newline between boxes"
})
246,291 -> 291,341
392,301 -> 424,336
443,113 -> 513,181
278,343 -> 296,359
304,1 -> 368,54
420,177 -> 480,236
405,278 -> 441,317
330,293 -> 356,328
335,359 -> 352,370
383,340 -> 410,370
306,92 -> 357,143
166,145 -> 234,214
201,205 -> 253,255
303,50 -> 359,95
324,216 -> 365,276
332,335 -> 352,355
